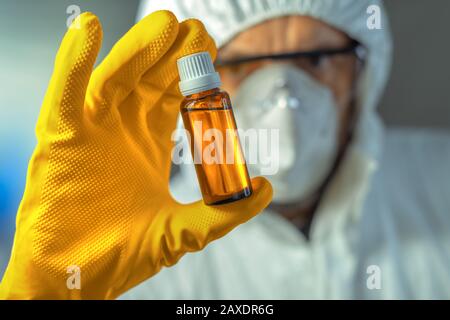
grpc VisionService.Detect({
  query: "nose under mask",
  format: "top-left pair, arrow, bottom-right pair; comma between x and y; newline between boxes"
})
232,63 -> 339,204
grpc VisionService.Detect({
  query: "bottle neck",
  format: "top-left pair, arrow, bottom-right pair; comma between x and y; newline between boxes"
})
185,87 -> 220,100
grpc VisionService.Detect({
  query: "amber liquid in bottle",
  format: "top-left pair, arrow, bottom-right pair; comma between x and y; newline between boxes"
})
180,88 -> 252,205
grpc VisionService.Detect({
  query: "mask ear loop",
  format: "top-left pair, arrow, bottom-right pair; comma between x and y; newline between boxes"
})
346,43 -> 367,144
323,44 -> 366,210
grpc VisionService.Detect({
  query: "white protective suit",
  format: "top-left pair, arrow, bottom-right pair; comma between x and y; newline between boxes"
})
121,0 -> 450,299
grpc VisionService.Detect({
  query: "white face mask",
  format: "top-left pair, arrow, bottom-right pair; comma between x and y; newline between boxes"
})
232,63 -> 339,203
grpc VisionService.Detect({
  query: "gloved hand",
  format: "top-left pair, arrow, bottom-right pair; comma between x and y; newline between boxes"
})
0,11 -> 272,299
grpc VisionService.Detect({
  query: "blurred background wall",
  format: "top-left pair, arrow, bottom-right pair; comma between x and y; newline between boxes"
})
0,0 -> 449,276
381,0 -> 450,128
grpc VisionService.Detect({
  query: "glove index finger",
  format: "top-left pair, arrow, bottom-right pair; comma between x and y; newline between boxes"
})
139,18 -> 217,110
138,19 -> 217,165
86,10 -> 179,122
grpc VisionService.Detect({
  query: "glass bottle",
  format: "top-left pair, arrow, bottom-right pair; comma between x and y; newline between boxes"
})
177,52 -> 252,205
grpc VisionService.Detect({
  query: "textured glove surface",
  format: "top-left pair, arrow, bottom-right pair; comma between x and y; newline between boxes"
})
0,11 -> 272,299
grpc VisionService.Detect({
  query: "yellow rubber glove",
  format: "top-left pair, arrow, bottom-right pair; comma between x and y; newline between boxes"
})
0,11 -> 272,300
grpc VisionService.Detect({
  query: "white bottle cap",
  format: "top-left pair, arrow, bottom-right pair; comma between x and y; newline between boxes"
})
177,51 -> 221,96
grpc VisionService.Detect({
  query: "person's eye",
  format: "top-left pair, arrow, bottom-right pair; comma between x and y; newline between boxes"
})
293,54 -> 329,72
308,54 -> 327,68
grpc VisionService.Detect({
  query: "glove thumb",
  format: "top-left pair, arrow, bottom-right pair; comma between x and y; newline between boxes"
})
157,176 -> 273,266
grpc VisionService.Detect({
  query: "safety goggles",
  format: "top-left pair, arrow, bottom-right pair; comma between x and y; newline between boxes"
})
215,40 -> 365,84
